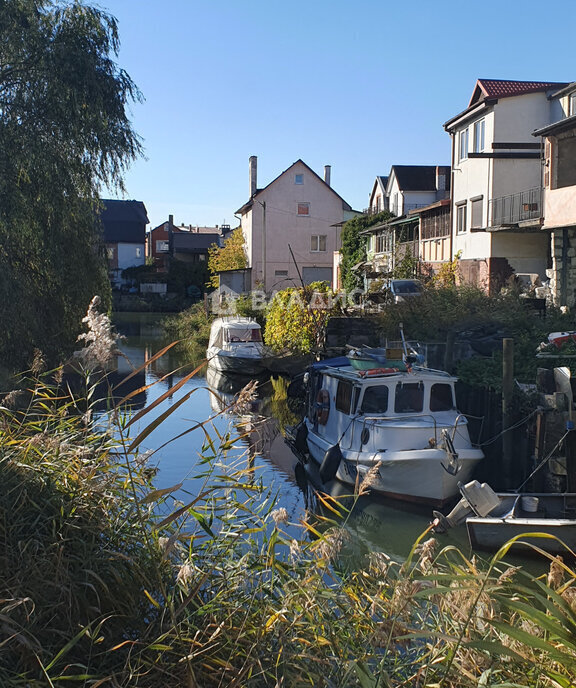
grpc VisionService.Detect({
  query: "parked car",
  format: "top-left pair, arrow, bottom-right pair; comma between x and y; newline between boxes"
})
389,279 -> 423,303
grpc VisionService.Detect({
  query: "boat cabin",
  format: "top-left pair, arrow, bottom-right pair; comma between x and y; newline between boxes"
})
308,366 -> 457,422
208,317 -> 263,350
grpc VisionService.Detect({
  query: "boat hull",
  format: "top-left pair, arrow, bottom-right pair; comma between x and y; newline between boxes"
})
466,493 -> 576,555
207,347 -> 267,376
306,430 -> 483,507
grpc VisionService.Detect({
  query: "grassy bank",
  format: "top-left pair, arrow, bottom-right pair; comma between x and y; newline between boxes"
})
2,354 -> 576,687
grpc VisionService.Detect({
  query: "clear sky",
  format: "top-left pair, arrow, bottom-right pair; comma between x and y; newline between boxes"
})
101,0 -> 575,231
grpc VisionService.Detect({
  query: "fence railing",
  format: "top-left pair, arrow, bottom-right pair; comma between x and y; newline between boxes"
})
489,187 -> 542,226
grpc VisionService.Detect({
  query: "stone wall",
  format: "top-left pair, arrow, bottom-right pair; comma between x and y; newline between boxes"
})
549,227 -> 576,308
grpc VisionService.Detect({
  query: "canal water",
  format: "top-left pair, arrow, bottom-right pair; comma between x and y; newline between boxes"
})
109,313 -> 541,568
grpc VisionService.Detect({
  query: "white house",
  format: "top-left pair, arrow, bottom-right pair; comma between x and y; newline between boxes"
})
444,78 -> 568,292
533,81 -> 576,306
236,157 -> 359,292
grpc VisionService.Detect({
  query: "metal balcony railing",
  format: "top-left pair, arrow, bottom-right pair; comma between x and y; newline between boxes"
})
489,187 -> 543,226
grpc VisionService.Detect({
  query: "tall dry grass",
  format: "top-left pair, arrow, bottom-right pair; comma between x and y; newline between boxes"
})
1,300 -> 576,686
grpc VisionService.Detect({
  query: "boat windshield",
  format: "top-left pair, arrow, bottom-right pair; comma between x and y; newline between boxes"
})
360,385 -> 389,414
394,382 -> 424,413
225,328 -> 262,343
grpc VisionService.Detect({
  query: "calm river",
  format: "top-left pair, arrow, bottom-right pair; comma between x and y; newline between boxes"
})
110,312 -> 529,566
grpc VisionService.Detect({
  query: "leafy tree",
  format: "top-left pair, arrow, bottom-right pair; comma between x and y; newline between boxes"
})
339,211 -> 393,291
0,0 -> 142,367
264,282 -> 340,354
207,228 -> 247,288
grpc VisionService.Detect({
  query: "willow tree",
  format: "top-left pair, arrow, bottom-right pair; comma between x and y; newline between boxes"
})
0,0 -> 142,367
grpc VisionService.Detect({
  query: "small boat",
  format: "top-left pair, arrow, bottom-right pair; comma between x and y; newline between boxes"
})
289,353 -> 484,507
432,481 -> 576,556
207,317 -> 269,376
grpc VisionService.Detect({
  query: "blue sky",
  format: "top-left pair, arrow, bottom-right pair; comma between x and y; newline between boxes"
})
101,0 -> 575,230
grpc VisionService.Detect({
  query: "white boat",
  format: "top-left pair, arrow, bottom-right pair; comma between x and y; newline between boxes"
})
207,317 -> 268,376
293,357 -> 484,507
432,481 -> 576,555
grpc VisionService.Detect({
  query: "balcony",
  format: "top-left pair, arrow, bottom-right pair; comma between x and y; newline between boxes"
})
489,187 -> 542,226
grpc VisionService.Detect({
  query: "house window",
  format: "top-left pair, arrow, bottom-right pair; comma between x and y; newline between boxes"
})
556,135 -> 576,189
470,197 -> 483,229
459,128 -> 469,161
569,92 -> 576,117
107,247 -> 114,259
297,202 -> 310,216
375,233 -> 385,253
473,119 -> 485,152
136,247 -> 142,258
275,270 -> 288,277
156,239 -> 169,253
311,235 -> 327,252
295,174 -> 304,184
456,203 -> 467,233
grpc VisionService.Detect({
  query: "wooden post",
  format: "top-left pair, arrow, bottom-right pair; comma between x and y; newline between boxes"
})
532,410 -> 546,492
502,338 -> 514,489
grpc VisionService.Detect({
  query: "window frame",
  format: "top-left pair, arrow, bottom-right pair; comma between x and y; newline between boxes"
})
470,196 -> 483,229
297,202 -> 310,216
459,127 -> 469,161
456,202 -> 467,234
295,173 -> 304,185
310,234 -> 327,252
473,119 -> 485,153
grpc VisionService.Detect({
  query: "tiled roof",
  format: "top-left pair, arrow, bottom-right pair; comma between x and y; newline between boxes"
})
469,79 -> 568,107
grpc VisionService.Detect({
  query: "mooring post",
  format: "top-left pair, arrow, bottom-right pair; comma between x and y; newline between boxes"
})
502,338 -> 514,489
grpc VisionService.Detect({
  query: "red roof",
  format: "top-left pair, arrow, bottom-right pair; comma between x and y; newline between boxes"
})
469,79 -> 567,107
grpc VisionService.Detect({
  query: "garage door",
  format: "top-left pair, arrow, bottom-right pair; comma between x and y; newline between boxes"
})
301,267 -> 333,285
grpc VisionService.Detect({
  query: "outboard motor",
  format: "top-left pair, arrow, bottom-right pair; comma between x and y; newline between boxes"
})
432,480 -> 500,533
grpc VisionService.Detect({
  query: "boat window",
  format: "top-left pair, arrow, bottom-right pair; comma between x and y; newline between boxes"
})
360,385 -> 389,414
225,328 -> 262,343
430,383 -> 455,411
352,386 -> 361,414
394,382 -> 424,413
336,380 -> 353,413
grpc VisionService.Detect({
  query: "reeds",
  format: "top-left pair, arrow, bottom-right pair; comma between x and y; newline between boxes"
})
2,302 -> 576,685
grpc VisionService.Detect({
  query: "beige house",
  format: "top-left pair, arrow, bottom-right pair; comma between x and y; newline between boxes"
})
236,157 -> 358,292
444,78 -> 568,292
533,81 -> 576,306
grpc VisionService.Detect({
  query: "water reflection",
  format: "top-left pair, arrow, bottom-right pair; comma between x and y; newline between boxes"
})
205,365 -> 300,485
107,313 -> 537,567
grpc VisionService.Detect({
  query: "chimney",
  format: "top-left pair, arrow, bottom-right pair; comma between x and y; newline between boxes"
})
324,165 -> 331,186
249,156 -> 257,197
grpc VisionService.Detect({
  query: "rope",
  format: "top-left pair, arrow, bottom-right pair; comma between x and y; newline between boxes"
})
514,429 -> 571,493
478,409 -> 539,448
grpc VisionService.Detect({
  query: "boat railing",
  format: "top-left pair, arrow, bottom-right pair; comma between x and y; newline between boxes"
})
353,412 -> 470,448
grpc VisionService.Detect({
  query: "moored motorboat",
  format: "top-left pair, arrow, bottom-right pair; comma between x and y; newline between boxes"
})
291,354 -> 484,507
207,317 -> 269,376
